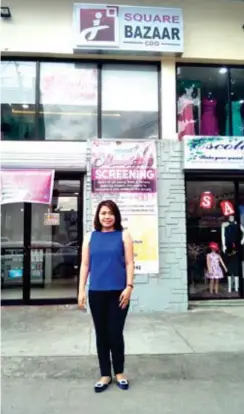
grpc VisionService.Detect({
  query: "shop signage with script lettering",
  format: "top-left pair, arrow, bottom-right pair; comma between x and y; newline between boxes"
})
183,136 -> 244,170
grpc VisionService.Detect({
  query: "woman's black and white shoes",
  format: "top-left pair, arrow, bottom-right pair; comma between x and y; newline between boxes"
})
94,378 -> 129,392
116,379 -> 129,390
94,378 -> 112,393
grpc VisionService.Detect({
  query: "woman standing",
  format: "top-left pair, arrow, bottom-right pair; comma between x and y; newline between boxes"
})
78,200 -> 134,393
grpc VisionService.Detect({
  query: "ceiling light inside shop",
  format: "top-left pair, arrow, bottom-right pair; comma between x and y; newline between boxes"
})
11,109 -> 121,117
219,68 -> 227,74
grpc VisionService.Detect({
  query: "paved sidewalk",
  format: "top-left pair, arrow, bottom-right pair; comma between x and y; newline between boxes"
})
2,306 -> 244,414
2,305 -> 244,357
2,353 -> 244,414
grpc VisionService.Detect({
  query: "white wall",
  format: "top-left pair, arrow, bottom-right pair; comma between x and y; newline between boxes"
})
1,141 -> 87,170
1,0 -> 244,62
161,60 -> 177,140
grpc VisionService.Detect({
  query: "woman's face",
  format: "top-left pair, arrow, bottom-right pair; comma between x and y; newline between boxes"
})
99,205 -> 115,230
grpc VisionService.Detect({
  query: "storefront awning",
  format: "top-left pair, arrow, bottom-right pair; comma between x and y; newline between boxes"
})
1,141 -> 87,171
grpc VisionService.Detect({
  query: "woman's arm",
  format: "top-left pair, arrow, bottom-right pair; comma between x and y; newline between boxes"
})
119,230 -> 134,309
78,232 -> 91,294
123,230 -> 134,286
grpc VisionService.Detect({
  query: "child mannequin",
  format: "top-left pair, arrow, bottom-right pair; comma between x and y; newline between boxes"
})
206,242 -> 227,295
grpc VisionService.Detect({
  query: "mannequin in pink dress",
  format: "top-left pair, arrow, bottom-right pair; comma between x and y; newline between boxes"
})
200,97 -> 219,135
206,242 -> 227,295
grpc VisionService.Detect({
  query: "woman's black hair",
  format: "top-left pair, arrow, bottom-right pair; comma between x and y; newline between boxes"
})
94,200 -> 123,231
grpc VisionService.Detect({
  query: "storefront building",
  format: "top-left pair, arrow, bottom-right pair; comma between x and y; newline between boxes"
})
1,0 -> 244,310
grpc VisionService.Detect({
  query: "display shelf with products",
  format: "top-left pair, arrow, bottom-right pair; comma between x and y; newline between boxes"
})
1,248 -> 46,288
30,249 -> 44,282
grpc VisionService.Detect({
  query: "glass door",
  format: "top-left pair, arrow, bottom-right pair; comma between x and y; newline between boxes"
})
30,180 -> 81,300
186,180 -> 241,300
1,203 -> 25,300
1,176 -> 83,304
239,182 -> 244,298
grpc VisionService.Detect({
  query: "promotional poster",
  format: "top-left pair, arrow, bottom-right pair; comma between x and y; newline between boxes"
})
91,140 -> 159,274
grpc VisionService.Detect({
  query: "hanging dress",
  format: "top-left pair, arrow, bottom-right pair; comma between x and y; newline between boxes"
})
200,98 -> 219,136
178,95 -> 195,140
226,101 -> 244,136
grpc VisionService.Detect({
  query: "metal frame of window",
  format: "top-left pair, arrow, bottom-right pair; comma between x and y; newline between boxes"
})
175,62 -> 244,137
1,56 -> 161,141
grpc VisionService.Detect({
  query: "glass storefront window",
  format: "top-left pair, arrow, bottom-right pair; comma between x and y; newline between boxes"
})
239,183 -> 244,285
1,61 -> 36,140
186,181 -> 242,299
38,62 -> 98,140
101,64 -> 159,139
229,68 -> 244,136
1,60 -> 159,141
177,66 -> 229,140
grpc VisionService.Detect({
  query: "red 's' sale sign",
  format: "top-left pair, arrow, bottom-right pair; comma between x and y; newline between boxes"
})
200,192 -> 214,209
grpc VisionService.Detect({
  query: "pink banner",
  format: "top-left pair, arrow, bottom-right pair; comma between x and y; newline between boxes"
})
0,169 -> 55,205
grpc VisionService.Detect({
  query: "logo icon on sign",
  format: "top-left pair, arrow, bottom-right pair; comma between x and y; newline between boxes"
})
78,7 -> 118,46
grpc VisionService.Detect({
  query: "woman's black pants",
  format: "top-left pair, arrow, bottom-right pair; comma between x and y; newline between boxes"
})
89,290 -> 129,377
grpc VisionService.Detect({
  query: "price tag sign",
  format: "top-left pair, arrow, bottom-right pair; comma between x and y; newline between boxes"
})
44,213 -> 60,226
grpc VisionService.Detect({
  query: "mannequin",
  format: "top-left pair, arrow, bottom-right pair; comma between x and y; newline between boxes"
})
177,86 -> 199,140
200,92 -> 219,136
206,242 -> 227,295
221,215 -> 244,293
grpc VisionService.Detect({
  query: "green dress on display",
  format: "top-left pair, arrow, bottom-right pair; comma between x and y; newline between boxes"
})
226,101 -> 244,136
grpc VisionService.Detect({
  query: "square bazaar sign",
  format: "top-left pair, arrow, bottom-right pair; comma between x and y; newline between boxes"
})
73,3 -> 184,54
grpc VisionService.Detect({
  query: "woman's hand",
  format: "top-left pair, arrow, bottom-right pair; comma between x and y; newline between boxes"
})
119,287 -> 132,309
78,290 -> 86,310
